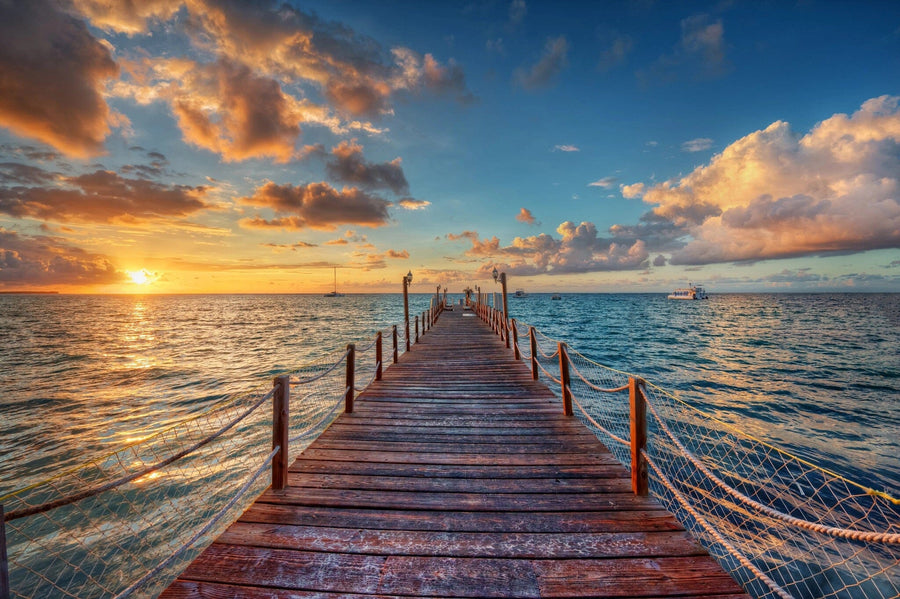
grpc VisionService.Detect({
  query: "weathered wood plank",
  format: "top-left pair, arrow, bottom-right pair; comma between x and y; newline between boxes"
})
162,308 -> 750,598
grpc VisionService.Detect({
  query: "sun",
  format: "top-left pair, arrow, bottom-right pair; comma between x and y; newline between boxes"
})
128,269 -> 153,285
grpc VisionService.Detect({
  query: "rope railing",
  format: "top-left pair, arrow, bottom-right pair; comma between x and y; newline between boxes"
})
473,304 -> 898,599
1,316 -> 420,599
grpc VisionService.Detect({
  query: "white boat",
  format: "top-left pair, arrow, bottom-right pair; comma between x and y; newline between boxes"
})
513,288 -> 528,298
667,284 -> 708,300
324,267 -> 345,297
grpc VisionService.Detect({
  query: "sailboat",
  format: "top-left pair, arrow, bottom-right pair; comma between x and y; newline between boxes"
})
324,267 -> 345,297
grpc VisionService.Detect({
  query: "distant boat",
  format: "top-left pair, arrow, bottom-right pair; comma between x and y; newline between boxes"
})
551,294 -> 561,300
667,284 -> 708,300
513,288 -> 528,298
324,267 -> 345,297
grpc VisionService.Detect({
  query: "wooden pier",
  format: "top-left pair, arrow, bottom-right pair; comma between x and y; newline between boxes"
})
162,309 -> 749,598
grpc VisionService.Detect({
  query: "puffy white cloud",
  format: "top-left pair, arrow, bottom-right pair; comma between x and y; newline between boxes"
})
638,96 -> 900,264
450,220 -> 649,275
621,182 -> 645,198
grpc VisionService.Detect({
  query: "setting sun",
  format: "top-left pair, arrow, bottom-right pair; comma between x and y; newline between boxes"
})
128,270 -> 152,285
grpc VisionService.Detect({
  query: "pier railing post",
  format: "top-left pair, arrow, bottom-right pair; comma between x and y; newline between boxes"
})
392,325 -> 398,363
504,317 -> 510,349
415,315 -> 419,343
375,331 -> 383,381
272,375 -> 290,491
559,342 -> 573,416
511,318 -> 520,360
629,377 -> 649,496
345,343 -> 355,413
530,327 -> 538,380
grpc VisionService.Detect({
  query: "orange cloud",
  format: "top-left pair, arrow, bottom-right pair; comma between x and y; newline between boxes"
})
0,0 -> 118,158
516,207 -> 538,224
0,167 -> 210,224
326,140 -> 409,194
639,96 -> 900,264
240,181 -> 391,231
0,228 -> 123,288
396,198 -> 431,210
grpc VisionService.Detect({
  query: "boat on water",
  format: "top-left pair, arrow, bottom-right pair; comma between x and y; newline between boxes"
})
551,294 -> 561,300
667,284 -> 708,300
513,288 -> 528,298
324,267 -> 345,297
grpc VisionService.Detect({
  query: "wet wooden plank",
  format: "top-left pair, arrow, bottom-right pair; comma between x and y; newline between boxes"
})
162,309 -> 749,599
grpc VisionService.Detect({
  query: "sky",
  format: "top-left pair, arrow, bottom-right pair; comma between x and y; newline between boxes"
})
1,0 -> 899,294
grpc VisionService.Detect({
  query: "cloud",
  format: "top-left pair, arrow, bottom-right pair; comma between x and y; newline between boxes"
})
621,182 -> 645,198
385,249 -> 409,259
396,197 -> 431,210
0,167 -> 210,224
682,138 -> 714,152
514,35 -> 569,90
596,30 -> 633,72
451,221 -> 649,275
70,0 -> 183,35
516,207 -> 538,225
553,144 -> 580,152
326,140 -> 409,194
261,241 -> 317,252
589,176 -> 618,189
0,0 -> 119,158
102,1 -> 472,155
0,228 -> 122,288
239,181 -> 391,231
653,254 -> 667,267
637,96 -> 900,265
120,57 -> 304,163
639,14 -> 729,84
508,0 -> 527,29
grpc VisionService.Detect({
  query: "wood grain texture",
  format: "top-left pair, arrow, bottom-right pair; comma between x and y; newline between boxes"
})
161,309 -> 749,598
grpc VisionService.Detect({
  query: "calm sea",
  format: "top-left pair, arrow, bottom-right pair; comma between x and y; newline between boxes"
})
1,292 -> 898,499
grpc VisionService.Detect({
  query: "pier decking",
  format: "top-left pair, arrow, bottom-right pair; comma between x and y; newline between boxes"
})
161,309 -> 749,598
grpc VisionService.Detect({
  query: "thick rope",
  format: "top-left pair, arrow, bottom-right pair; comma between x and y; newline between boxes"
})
535,358 -> 561,385
293,348 -> 350,384
570,392 -> 630,447
645,453 -> 794,599
644,396 -> 900,544
5,387 -> 275,521
113,446 -> 280,598
568,359 -> 630,394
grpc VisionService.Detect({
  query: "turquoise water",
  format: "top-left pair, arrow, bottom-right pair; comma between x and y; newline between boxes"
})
1,292 -> 897,498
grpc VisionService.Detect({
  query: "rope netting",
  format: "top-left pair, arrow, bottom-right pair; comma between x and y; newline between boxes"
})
513,316 -> 899,599
0,322 -> 403,599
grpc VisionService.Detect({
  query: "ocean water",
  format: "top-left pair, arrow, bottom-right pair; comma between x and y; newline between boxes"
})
1,292 -> 898,500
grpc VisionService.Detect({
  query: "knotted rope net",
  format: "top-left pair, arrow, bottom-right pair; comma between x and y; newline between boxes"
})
1,339 -> 362,598
519,319 -> 899,599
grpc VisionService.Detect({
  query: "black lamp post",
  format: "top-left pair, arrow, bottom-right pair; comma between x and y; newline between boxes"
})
403,270 -> 413,351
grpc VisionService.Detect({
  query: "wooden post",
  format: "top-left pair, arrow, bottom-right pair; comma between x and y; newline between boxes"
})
415,315 -> 419,343
629,377 -> 649,496
375,331 -> 383,381
529,327 -> 538,380
272,375 -> 290,491
559,342 -> 572,416
392,325 -> 398,363
1,504 -> 9,599
403,275 -> 410,352
345,343 -> 355,413
511,318 -> 520,360
500,273 -> 509,349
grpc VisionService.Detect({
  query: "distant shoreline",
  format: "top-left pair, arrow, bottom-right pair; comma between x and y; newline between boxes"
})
0,290 -> 59,294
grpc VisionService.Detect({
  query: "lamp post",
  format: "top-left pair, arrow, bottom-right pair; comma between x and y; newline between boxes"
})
493,267 -> 510,348
403,270 -> 413,351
